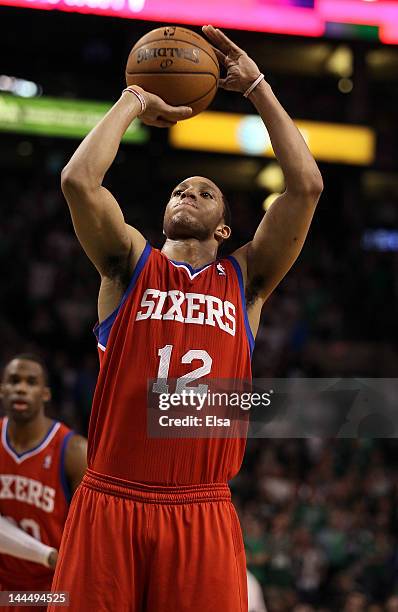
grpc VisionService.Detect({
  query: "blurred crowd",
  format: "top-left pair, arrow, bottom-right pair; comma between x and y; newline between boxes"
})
1,141 -> 398,610
236,438 -> 398,611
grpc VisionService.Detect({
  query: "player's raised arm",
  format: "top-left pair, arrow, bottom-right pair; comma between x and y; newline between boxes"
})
203,26 -> 323,304
61,88 -> 192,276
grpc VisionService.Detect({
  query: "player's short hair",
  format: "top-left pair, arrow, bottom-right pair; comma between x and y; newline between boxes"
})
3,353 -> 49,385
221,193 -> 232,228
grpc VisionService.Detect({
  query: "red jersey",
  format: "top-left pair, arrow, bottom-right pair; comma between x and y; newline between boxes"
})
0,417 -> 73,589
90,244 -> 254,485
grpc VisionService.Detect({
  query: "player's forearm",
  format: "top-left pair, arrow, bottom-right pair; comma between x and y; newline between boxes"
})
0,515 -> 56,568
249,80 -> 323,195
62,92 -> 141,188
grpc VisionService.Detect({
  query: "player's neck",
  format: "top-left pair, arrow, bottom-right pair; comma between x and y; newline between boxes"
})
162,238 -> 218,268
7,413 -> 52,453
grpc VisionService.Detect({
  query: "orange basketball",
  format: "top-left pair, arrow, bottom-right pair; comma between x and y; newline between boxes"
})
125,26 -> 220,118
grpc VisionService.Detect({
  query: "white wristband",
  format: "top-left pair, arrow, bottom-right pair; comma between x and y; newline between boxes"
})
122,86 -> 147,115
243,74 -> 265,98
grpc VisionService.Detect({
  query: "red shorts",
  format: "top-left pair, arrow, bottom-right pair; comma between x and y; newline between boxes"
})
49,469 -> 248,612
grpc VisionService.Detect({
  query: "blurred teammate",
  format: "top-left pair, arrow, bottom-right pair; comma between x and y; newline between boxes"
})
50,25 -> 322,612
0,355 -> 87,610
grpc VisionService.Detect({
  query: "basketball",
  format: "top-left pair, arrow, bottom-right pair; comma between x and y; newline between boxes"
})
125,26 -> 220,118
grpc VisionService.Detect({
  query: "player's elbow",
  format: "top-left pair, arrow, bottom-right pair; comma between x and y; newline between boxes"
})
61,166 -> 94,196
61,166 -> 81,189
310,172 -> 324,198
305,168 -> 324,199
289,172 -> 324,204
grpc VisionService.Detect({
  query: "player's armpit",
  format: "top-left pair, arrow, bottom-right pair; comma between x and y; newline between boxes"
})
61,172 -> 146,277
229,243 -> 263,340
64,434 -> 88,494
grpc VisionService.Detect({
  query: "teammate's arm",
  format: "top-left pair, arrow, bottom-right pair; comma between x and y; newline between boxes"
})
64,434 -> 88,493
203,26 -> 323,302
0,515 -> 57,568
61,90 -> 192,276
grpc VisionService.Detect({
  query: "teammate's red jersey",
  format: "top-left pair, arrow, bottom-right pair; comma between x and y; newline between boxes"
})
90,244 -> 254,485
0,417 -> 73,589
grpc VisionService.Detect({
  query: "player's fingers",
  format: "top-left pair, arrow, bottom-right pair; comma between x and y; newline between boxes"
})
214,28 -> 244,53
218,77 -> 240,92
203,25 -> 243,55
218,78 -> 229,89
159,105 -> 193,122
202,25 -> 229,53
141,116 -> 177,128
212,46 -> 228,67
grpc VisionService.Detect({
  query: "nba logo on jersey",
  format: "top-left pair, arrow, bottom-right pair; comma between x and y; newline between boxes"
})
217,263 -> 226,276
43,454 -> 52,469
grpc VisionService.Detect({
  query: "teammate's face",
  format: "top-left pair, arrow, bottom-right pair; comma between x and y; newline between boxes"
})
0,359 -> 50,423
163,176 -> 231,242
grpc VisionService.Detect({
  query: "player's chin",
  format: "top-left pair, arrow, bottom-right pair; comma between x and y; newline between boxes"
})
165,215 -> 209,241
7,406 -> 35,421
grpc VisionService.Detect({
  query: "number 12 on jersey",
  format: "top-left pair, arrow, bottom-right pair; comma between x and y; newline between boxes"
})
152,345 -> 212,395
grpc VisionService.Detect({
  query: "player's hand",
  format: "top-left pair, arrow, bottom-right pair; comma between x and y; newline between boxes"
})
47,549 -> 58,570
202,25 -> 262,94
130,86 -> 192,127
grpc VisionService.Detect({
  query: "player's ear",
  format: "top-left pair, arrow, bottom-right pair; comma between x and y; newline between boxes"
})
43,386 -> 51,403
0,384 -> 3,401
215,223 -> 231,242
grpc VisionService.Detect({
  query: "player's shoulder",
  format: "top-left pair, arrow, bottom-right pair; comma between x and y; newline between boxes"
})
228,243 -> 249,279
54,420 -> 73,438
54,422 -> 86,454
64,433 -> 87,452
63,433 -> 87,466
125,225 -> 150,271
51,420 -> 82,459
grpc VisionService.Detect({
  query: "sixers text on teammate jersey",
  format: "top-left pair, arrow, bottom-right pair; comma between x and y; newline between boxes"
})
49,25 -> 322,612
0,355 -> 87,611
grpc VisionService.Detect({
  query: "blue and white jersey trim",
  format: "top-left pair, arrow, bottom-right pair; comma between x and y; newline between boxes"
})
169,259 -> 212,280
94,241 -> 152,350
2,417 -> 61,464
226,255 -> 255,357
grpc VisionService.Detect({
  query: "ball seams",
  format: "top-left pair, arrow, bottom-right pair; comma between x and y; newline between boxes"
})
128,38 -> 219,72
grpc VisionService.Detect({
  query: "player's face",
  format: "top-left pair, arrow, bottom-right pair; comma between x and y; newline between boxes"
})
0,359 -> 51,423
163,176 -> 229,242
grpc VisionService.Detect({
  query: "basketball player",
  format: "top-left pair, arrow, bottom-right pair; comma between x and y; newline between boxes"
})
0,354 -> 87,609
49,25 -> 323,612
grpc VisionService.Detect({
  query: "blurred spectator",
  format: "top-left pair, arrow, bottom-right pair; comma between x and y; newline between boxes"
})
342,591 -> 368,611
291,527 -> 325,604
